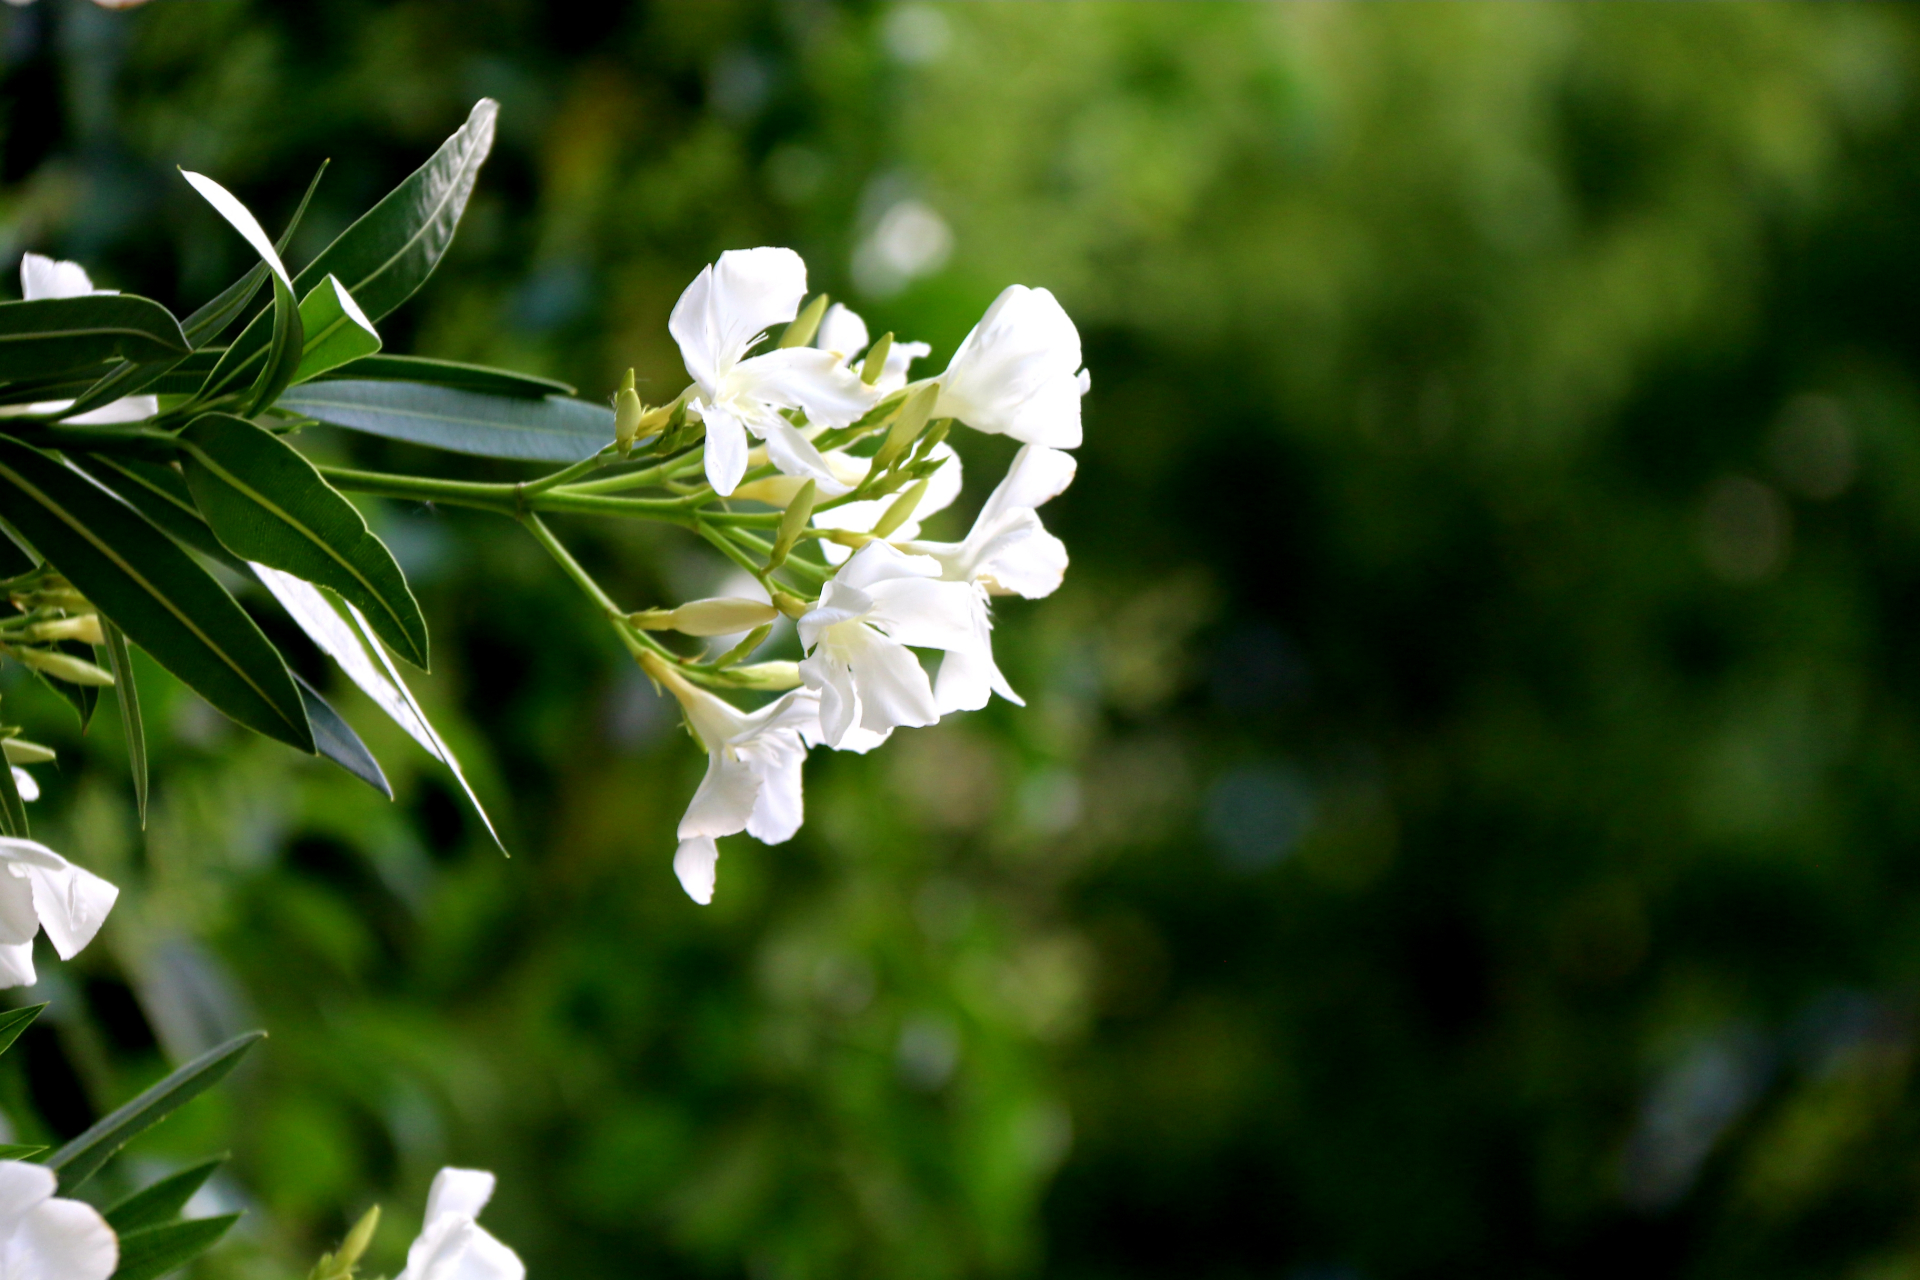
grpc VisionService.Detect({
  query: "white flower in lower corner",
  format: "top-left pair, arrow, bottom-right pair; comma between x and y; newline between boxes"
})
672,248 -> 877,498
0,1159 -> 117,1280
0,838 -> 118,990
397,1167 -> 524,1280
934,284 -> 1089,449
1,254 -> 159,424
640,653 -> 820,905
815,303 -> 933,395
798,542 -> 986,750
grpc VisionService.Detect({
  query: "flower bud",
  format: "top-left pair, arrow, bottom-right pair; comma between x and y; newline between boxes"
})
872,478 -> 928,539
725,660 -> 803,690
861,332 -> 894,386
767,479 -> 817,571
732,474 -> 813,506
314,1205 -> 381,1280
614,368 -> 644,452
11,648 -> 114,686
0,739 -> 53,765
712,623 -> 773,670
778,294 -> 829,349
666,597 -> 781,637
872,382 -> 939,473
27,614 -> 103,645
772,590 -> 812,619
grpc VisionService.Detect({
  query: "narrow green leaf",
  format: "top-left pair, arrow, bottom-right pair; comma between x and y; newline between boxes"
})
110,1213 -> 242,1280
106,1158 -> 226,1232
181,159 -> 329,349
320,353 -> 573,398
292,672 -> 392,799
48,1030 -> 264,1190
72,455 -> 246,572
244,269 -> 305,416
290,276 -> 380,386
0,743 -> 26,838
0,437 -> 314,752
179,172 -> 304,414
99,619 -> 147,827
0,1144 -> 46,1160
276,380 -> 614,462
56,355 -> 181,423
181,414 -> 428,667
0,1002 -> 46,1058
0,296 -> 189,384
30,644 -> 99,730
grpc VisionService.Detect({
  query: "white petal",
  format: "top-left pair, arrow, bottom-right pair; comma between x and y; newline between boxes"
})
0,869 -> 40,947
444,1225 -> 524,1280
679,750 -> 761,840
8,769 -> 36,804
741,736 -> 807,845
674,837 -> 719,905
20,254 -> 96,301
976,444 -> 1076,528
834,540 -> 941,593
756,416 -> 855,496
0,1160 -> 55,1229
971,510 -> 1069,599
797,581 -> 876,652
935,285 -> 1086,447
731,346 -> 877,429
699,402 -> 751,497
0,943 -> 36,989
846,631 -> 940,734
934,646 -> 1023,714
917,442 -> 964,520
425,1168 -> 496,1223
866,577 -> 980,652
875,340 -> 932,395
669,248 -> 808,389
400,1211 -> 472,1280
798,652 -> 861,749
15,1195 -> 117,1280
815,303 -> 869,359
25,858 -> 118,960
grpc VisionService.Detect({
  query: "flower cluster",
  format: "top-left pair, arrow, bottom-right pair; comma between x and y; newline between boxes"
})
639,248 -> 1086,903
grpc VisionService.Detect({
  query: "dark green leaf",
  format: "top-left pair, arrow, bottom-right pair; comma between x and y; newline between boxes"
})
181,414 -> 428,667
0,295 -> 189,384
99,618 -> 147,827
57,355 -> 183,423
180,172 -> 305,414
0,1002 -> 46,1059
110,1213 -> 241,1280
0,741 -> 26,838
0,1144 -> 45,1160
181,159 -> 328,350
294,98 -> 498,322
290,275 -> 381,385
0,522 -> 32,578
0,437 -> 313,751
320,352 -> 573,398
107,1158 -> 225,1232
73,455 -> 246,572
48,1030 -> 264,1190
277,380 -> 613,462
243,269 -> 305,416
293,672 -> 392,798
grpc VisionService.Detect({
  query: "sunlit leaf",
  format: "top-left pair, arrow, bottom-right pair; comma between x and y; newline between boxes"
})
290,275 -> 381,385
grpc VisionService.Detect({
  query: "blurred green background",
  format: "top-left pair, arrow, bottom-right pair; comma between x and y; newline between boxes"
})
8,1 -> 1920,1276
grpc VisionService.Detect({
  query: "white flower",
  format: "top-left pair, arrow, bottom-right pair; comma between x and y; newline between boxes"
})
0,1159 -> 117,1280
8,770 -> 36,804
811,442 -> 964,565
671,248 -> 877,498
641,654 -> 821,904
6,255 -> 159,425
797,542 -> 985,750
934,285 -> 1088,449
0,837 -> 118,990
397,1168 -> 524,1280
814,303 -> 933,395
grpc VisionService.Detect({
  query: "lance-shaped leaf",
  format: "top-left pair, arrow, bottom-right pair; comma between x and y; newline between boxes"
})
183,158 -> 329,350
0,295 -> 189,383
292,671 -> 391,799
48,1030 -> 265,1190
180,172 -> 304,414
72,454 -> 245,572
320,353 -> 573,398
106,1158 -> 225,1233
0,435 -> 313,751
0,1002 -> 43,1058
110,1214 -> 243,1280
99,618 -> 147,827
276,380 -> 613,462
253,565 -> 504,851
290,275 -> 380,385
180,414 -> 427,667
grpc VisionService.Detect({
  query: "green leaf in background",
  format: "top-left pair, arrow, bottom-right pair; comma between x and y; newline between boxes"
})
0,1002 -> 45,1059
0,1144 -> 45,1161
292,671 -> 392,799
73,455 -> 247,572
106,1158 -> 225,1233
290,275 -> 381,385
293,98 -> 498,322
48,1030 -> 264,1190
0,745 -> 26,838
99,618 -> 147,828
181,413 -> 428,667
109,1214 -> 242,1280
0,295 -> 190,384
277,380 -> 614,462
0,436 -> 314,752
319,352 -> 574,398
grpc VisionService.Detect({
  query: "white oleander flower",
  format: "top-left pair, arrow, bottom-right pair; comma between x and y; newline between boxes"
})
672,248 -> 876,498
0,1160 -> 117,1280
5,254 -> 159,424
797,541 -> 985,750
811,442 -> 964,564
815,303 -> 932,395
8,769 -> 36,803
641,654 -> 821,904
0,837 -> 118,990
934,285 -> 1088,449
397,1168 -> 524,1280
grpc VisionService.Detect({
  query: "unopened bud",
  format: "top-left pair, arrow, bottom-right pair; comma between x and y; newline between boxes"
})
712,623 -> 773,670
665,597 -> 780,637
872,383 -> 938,472
328,1204 -> 381,1277
860,332 -> 894,386
779,294 -> 829,349
768,479 -> 817,571
725,660 -> 803,690
910,418 -> 950,464
12,648 -> 114,686
614,369 -> 643,452
772,590 -> 812,619
27,615 -> 103,645
826,529 -> 874,550
628,608 -> 675,630
733,475 -> 813,506
872,479 -> 928,539
0,739 -> 53,765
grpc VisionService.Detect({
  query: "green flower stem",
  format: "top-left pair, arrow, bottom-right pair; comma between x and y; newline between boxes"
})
517,511 -> 670,665
518,445 -> 617,497
320,466 -> 519,513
